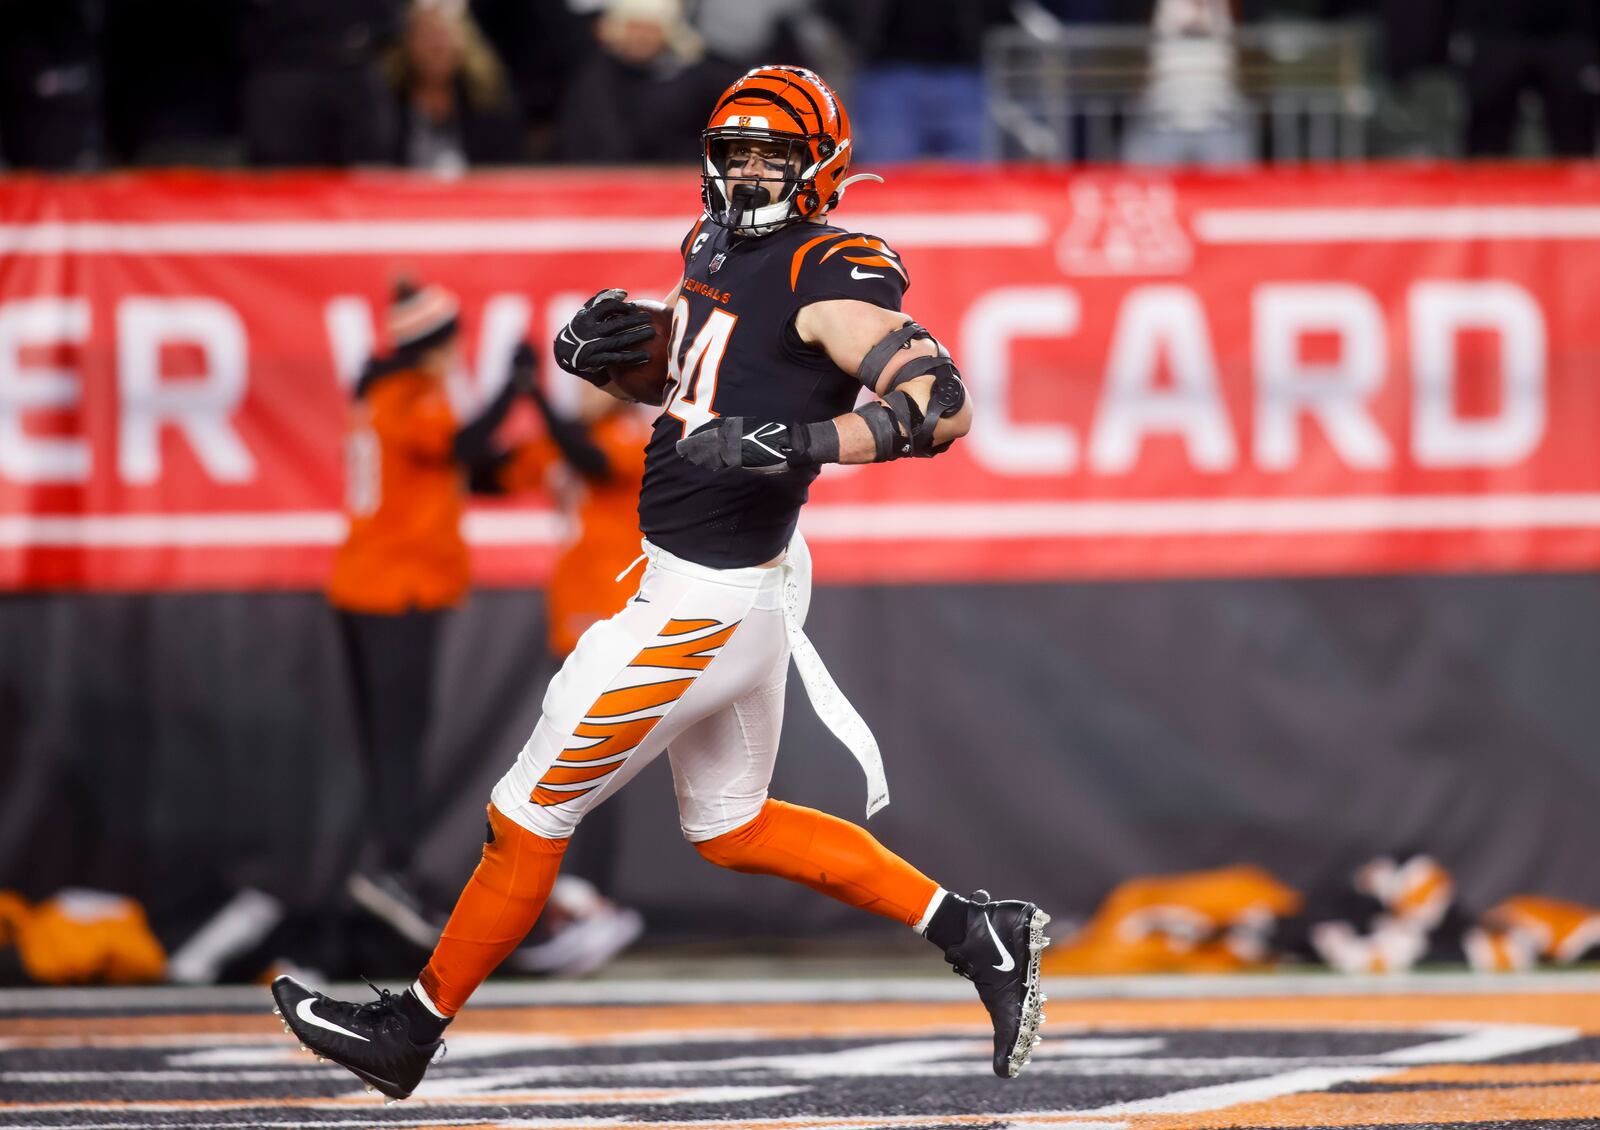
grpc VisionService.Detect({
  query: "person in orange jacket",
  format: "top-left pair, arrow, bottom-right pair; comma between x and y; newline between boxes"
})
327,280 -> 576,946
502,380 -> 652,658
496,380 -> 652,975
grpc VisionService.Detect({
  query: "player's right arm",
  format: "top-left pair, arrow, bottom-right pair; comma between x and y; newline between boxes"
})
793,298 -> 972,462
675,290 -> 969,474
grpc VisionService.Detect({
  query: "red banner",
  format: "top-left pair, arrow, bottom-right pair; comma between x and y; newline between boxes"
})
3,166 -> 1599,588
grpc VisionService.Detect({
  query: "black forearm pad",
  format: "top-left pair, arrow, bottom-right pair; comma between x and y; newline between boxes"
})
854,400 -> 906,462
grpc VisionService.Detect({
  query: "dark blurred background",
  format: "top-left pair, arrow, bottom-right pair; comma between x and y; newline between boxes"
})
1,0 -> 1598,987
1,0 -> 1594,173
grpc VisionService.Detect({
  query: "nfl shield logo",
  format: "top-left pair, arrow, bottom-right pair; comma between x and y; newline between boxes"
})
709,252 -> 726,273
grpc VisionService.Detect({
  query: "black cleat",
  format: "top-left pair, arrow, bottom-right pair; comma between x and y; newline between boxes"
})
941,890 -> 1051,1078
270,975 -> 443,1100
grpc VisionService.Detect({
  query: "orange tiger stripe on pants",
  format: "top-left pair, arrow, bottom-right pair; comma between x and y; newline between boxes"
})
530,623 -> 737,809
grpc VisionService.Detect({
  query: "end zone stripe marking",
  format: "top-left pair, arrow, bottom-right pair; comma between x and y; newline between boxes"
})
8,1001 -> 1600,1056
1081,1066 -> 1400,1117
0,1086 -> 804,1114
1386,1063 -> 1600,1084
1138,1081 -> 1600,1128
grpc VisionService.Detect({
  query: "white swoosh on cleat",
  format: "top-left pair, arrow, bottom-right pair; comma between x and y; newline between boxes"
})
983,913 -> 1016,972
296,997 -> 371,1043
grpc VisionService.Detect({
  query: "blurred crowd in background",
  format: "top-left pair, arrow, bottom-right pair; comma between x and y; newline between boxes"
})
1,0 -> 1596,175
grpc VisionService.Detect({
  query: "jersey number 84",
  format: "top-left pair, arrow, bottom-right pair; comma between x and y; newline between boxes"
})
663,297 -> 738,436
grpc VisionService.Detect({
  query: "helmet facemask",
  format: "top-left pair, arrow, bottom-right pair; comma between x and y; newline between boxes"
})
702,129 -> 822,238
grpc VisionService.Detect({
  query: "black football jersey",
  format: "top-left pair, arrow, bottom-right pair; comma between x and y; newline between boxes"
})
638,216 -> 910,567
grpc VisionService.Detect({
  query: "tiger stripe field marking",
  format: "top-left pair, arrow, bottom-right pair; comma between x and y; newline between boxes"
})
5,983 -> 1600,1128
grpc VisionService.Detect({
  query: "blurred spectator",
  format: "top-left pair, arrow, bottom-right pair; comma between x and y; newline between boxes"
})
689,0 -> 849,76
103,0 -> 242,166
558,0 -> 743,164
470,0 -> 599,161
383,0 -> 524,174
1450,0 -> 1599,158
500,380 -> 651,664
240,0 -> 401,167
1122,0 -> 1255,166
0,0 -> 104,170
821,0 -> 1016,163
327,281 -> 531,946
1366,0 -> 1452,85
1026,0 -> 1125,22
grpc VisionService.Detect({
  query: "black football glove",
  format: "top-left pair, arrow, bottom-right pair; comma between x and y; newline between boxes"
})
553,288 -> 656,386
675,417 -> 839,476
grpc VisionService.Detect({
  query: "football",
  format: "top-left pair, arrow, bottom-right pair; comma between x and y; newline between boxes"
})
603,299 -> 674,406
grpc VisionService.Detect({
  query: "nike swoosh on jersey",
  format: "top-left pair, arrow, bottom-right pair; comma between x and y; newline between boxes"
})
851,267 -> 885,280
983,912 -> 1017,972
296,997 -> 371,1043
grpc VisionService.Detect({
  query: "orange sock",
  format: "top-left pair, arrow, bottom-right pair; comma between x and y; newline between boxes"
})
694,799 -> 938,927
418,804 -> 567,1016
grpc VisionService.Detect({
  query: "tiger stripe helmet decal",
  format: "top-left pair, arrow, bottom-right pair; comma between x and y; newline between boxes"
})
702,65 -> 854,237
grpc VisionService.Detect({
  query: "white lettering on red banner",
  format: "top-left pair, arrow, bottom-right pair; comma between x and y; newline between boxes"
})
0,168 -> 1596,588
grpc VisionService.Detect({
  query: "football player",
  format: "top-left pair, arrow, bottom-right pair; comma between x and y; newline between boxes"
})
273,65 -> 1050,1098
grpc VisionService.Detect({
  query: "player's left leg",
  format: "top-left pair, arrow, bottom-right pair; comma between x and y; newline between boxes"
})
670,670 -> 1051,1078
269,801 -> 557,1101
275,547 -> 789,1098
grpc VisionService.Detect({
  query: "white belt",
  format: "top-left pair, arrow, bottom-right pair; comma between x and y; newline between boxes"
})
780,540 -> 890,819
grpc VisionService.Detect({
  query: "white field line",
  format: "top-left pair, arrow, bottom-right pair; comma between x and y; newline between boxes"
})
1073,1065 -> 1401,1116
4,1086 -> 805,1114
1374,1022 -> 1582,1063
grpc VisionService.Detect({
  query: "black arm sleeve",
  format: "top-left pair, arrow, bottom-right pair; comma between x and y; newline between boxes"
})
452,377 -> 521,465
526,383 -> 612,483
465,448 -> 513,496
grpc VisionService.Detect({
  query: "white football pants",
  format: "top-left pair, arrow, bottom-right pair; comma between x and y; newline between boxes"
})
491,535 -> 813,843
